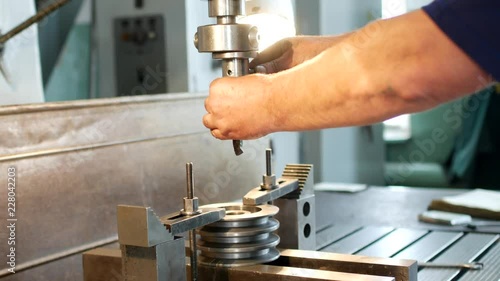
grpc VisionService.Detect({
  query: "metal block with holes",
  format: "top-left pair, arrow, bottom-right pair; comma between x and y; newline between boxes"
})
275,165 -> 316,250
274,194 -> 316,250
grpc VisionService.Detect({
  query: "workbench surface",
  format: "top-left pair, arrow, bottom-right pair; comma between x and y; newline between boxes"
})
315,186 -> 500,281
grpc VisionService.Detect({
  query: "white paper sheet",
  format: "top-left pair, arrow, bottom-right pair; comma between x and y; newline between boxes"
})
314,182 -> 368,193
442,189 -> 500,212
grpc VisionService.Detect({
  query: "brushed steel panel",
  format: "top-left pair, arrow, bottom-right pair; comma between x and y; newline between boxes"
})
0,94 -> 269,280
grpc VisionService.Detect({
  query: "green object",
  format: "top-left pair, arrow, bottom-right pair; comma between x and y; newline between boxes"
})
449,88 -> 493,179
44,24 -> 90,102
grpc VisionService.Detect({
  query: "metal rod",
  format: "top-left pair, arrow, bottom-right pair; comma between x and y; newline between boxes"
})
266,149 -> 272,176
418,262 -> 484,270
186,162 -> 194,199
0,0 -> 71,45
186,162 -> 198,281
190,230 -> 198,281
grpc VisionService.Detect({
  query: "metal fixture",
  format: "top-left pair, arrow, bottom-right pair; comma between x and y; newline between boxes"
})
197,148 -> 316,267
195,0 -> 260,156
197,203 -> 281,267
274,164 -> 317,250
261,149 -> 277,190
243,149 -> 300,205
116,162 -> 225,281
84,241 -> 418,281
83,150 -> 418,281
241,149 -> 316,250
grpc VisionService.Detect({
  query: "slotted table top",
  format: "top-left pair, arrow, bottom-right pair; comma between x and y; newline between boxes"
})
315,186 -> 500,281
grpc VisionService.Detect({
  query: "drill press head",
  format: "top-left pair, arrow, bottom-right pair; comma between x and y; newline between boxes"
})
195,0 -> 260,77
195,0 -> 261,156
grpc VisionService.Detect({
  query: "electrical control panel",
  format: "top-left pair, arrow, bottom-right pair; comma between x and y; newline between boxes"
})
114,15 -> 167,96
93,0 -> 220,98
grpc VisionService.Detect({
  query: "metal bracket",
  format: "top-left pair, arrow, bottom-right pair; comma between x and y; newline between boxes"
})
243,178 -> 299,205
117,205 -> 225,247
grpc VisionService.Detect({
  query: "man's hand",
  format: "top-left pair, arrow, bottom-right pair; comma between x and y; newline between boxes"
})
202,10 -> 493,142
203,35 -> 346,140
203,75 -> 278,140
250,35 -> 348,74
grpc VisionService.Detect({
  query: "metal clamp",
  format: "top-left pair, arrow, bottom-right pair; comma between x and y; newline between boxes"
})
117,163 -> 225,281
243,149 -> 300,206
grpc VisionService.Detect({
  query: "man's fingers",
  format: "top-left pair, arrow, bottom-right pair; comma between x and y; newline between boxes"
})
203,114 -> 215,129
256,58 -> 286,74
250,40 -> 285,68
210,129 -> 225,140
252,46 -> 293,74
204,98 -> 211,113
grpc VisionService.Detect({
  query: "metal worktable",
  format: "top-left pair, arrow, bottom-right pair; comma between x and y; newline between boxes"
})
315,186 -> 500,281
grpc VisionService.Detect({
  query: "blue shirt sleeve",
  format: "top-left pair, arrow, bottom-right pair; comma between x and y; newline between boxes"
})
422,0 -> 500,80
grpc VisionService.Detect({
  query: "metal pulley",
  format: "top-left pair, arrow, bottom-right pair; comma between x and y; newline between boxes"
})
197,203 -> 281,267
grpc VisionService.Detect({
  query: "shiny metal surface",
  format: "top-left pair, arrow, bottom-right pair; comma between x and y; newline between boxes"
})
275,195 -> 316,250
186,163 -> 195,199
196,0 -> 259,155
243,164 -> 314,205
261,148 -> 277,190
0,93 -> 270,280
182,163 -> 201,216
222,59 -> 250,77
208,0 -> 245,17
117,205 -> 225,247
198,203 -> 280,267
243,178 -> 299,205
197,264 -> 396,281
196,24 -> 259,53
275,164 -> 316,250
117,206 -> 173,247
121,239 -> 186,281
281,164 -> 315,197
184,162 -> 200,281
82,247 -> 417,281
117,162 -> 225,281
273,249 -> 417,281
117,199 -> 224,280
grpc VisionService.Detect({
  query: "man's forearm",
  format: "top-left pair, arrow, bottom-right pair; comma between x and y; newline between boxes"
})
269,10 -> 493,132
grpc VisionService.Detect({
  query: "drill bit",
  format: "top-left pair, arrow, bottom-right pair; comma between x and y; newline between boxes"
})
233,140 -> 243,156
